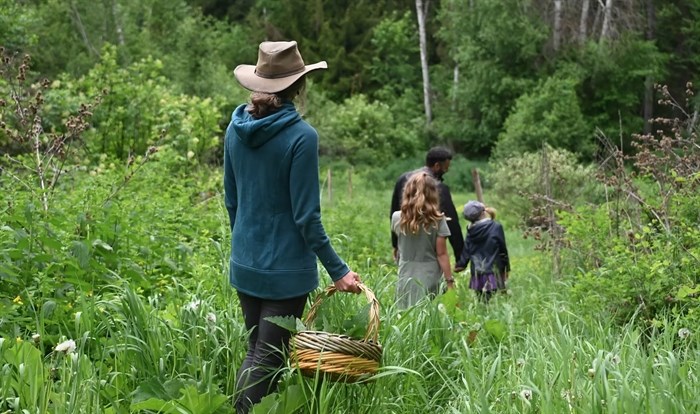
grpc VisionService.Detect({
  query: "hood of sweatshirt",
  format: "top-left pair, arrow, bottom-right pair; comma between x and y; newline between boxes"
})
229,102 -> 302,148
467,219 -> 495,243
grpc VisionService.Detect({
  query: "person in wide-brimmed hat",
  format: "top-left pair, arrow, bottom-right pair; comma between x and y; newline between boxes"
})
224,41 -> 362,413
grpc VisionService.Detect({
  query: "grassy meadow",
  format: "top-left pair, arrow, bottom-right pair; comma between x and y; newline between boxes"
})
1,162 -> 698,414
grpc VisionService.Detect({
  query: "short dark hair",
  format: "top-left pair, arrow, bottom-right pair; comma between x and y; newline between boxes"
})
425,146 -> 453,167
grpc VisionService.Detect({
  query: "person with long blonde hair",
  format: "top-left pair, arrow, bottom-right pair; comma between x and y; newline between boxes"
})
391,172 -> 454,307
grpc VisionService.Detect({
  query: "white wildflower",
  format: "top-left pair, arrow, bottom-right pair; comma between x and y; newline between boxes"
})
611,354 -> 621,365
437,303 -> 446,314
206,312 -> 217,324
516,358 -> 526,368
678,328 -> 691,340
187,151 -> 195,160
520,389 -> 532,401
587,368 -> 595,378
185,299 -> 202,312
32,334 -> 41,344
55,339 -> 76,353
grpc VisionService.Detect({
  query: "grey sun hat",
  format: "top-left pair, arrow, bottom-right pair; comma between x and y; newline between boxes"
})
463,200 -> 485,222
234,41 -> 327,94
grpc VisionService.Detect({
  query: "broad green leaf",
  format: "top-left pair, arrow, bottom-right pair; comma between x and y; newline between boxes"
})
264,315 -> 303,334
251,392 -> 280,414
42,300 -> 56,318
129,398 -> 181,413
484,319 -> 507,342
177,385 -> 227,414
131,378 -> 185,403
676,285 -> 700,299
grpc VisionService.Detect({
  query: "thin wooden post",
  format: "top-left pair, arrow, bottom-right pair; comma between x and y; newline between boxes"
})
471,168 -> 484,203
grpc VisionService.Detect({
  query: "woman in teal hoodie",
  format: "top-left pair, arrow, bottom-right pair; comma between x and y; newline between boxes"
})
225,41 -> 362,413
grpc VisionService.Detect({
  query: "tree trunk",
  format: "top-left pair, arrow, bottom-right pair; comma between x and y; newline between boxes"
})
600,0 -> 613,40
70,1 -> 99,57
452,64 -> 459,110
643,0 -> 656,134
579,0 -> 590,44
553,0 -> 563,51
416,0 -> 432,125
112,0 -> 125,46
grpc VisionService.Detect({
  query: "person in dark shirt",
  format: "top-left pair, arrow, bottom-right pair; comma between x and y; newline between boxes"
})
455,201 -> 510,302
390,147 -> 464,263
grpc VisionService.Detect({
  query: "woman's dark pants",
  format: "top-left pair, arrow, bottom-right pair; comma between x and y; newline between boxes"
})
235,291 -> 308,413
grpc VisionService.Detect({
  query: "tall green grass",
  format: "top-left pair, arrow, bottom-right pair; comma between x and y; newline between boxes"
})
1,166 -> 697,413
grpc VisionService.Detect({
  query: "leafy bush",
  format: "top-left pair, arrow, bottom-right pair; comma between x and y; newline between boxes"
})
490,145 -> 602,226
560,192 -> 700,329
559,84 -> 700,329
492,75 -> 594,160
44,46 -> 225,163
312,94 -> 420,166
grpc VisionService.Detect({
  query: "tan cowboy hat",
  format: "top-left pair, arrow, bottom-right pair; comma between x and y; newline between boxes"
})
234,41 -> 327,94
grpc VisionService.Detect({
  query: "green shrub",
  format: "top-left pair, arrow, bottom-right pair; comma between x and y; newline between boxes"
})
489,145 -> 603,226
312,94 -> 420,166
560,193 -> 700,329
44,46 -> 225,163
492,75 -> 594,161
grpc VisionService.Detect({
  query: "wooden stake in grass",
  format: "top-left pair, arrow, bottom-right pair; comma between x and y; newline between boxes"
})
471,168 -> 484,203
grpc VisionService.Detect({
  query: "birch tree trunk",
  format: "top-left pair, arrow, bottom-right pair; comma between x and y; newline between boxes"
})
600,0 -> 613,40
553,0 -> 563,51
416,0 -> 432,125
452,64 -> 459,110
579,0 -> 590,43
112,0 -> 125,46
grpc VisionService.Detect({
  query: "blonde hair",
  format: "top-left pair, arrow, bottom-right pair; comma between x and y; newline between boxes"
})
485,206 -> 496,220
399,172 -> 444,234
247,77 -> 306,118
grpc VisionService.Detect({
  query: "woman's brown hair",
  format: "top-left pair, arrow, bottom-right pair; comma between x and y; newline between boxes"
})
246,77 -> 306,119
399,172 -> 444,235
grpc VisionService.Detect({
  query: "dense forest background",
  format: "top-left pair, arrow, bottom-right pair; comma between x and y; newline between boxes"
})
3,0 -> 699,166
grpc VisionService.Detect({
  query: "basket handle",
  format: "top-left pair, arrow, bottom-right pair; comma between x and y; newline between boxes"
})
304,283 -> 380,343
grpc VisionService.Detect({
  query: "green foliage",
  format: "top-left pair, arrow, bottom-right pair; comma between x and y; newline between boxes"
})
490,146 -> 603,226
560,197 -> 700,328
435,0 -> 548,155
0,0 -> 39,53
656,2 -> 700,100
492,74 -> 594,160
575,37 -> 667,148
46,46 -> 224,162
313,93 -> 419,166
367,12 -> 421,102
130,380 -> 228,414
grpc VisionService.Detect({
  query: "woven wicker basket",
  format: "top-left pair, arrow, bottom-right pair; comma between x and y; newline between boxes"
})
290,283 -> 382,382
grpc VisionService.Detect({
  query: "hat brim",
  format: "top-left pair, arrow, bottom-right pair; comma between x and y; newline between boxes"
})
234,61 -> 327,93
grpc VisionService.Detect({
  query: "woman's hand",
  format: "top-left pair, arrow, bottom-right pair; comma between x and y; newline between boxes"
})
334,270 -> 362,294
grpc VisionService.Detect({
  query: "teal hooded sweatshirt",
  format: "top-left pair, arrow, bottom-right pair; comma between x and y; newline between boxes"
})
223,102 -> 349,299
